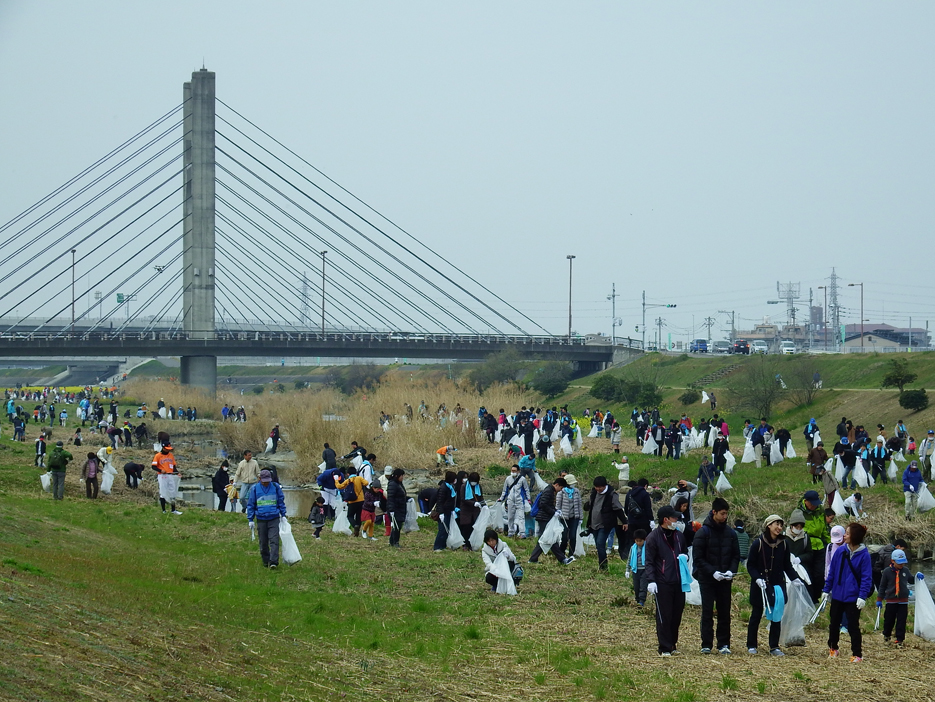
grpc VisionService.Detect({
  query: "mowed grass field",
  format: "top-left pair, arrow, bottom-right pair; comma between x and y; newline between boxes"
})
2,424 -> 935,702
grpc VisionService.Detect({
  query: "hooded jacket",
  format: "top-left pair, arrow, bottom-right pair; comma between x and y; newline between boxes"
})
823,543 -> 873,603
746,532 -> 799,605
691,512 -> 740,583
644,525 -> 686,587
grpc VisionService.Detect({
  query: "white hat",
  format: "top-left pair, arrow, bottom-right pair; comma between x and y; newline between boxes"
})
384,465 -> 393,475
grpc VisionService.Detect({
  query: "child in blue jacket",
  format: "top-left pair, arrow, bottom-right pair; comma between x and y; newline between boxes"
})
627,529 -> 648,605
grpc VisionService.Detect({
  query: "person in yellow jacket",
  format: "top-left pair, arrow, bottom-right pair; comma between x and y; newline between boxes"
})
334,467 -> 369,537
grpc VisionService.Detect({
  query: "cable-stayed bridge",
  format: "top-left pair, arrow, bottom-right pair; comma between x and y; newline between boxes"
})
0,70 -> 627,393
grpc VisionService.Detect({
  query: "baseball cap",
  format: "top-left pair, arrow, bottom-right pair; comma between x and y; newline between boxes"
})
804,490 -> 821,504
891,549 -> 908,564
830,525 -> 845,544
259,469 -> 272,483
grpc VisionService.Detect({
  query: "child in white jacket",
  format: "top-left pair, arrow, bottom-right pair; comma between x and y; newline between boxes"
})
481,530 -> 517,592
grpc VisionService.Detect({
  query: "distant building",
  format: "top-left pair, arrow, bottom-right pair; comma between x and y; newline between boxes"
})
842,332 -> 910,353
843,324 -> 929,349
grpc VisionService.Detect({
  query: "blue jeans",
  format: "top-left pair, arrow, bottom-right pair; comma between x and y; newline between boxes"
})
434,511 -> 452,550
594,526 -> 613,569
840,466 -> 856,490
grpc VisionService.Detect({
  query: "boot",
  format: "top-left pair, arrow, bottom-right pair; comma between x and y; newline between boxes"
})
353,527 -> 360,538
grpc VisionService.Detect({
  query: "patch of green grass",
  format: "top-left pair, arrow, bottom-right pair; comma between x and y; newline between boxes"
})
2,557 -> 44,575
721,674 -> 739,691
464,624 -> 482,640
756,681 -> 767,694
533,672 -> 546,685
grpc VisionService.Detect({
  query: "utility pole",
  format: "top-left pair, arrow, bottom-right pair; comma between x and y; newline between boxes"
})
656,317 -> 664,351
607,283 -> 618,347
703,316 -> 716,343
718,310 -> 735,342
808,288 -> 813,351
828,268 -> 841,351
566,255 -> 576,342
848,282 -> 864,349
643,291 -> 676,350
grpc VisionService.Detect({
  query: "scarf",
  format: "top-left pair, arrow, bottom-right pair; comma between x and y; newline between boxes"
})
677,553 -> 693,593
563,487 -> 575,499
465,483 -> 482,500
892,564 -> 902,597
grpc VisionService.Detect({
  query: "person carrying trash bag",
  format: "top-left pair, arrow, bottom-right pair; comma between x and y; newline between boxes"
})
47,441 -> 73,500
151,444 -> 182,515
432,471 -> 458,552
903,460 -> 923,520
745,514 -> 801,656
821,522 -> 873,662
584,476 -> 628,571
645,505 -> 688,656
481,529 -> 519,594
528,477 -> 575,565
246,469 -> 287,569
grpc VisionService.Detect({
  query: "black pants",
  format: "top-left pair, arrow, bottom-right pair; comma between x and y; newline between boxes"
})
747,590 -> 781,650
870,463 -> 888,484
389,509 -> 405,546
654,583 -> 685,653
807,556 -> 825,603
347,502 -> 363,528
216,491 -> 229,511
529,524 -> 566,563
485,560 -> 516,588
655,442 -> 664,457
882,603 -> 908,641
828,599 -> 863,657
700,580 -> 733,649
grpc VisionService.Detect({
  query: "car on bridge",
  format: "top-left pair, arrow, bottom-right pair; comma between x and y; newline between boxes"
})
731,339 -> 750,354
712,340 -> 731,354
689,338 -> 708,353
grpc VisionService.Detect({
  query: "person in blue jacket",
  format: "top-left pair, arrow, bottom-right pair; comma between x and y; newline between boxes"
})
247,469 -> 287,569
820,522 -> 872,662
903,460 -> 924,520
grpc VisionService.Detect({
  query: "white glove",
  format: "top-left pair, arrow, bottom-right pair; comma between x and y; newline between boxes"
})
650,520 -> 656,530
909,486 -> 915,492
819,592 -> 830,604
724,571 -> 733,580
856,597 -> 866,610
790,555 -> 801,567
647,582 -> 658,595
473,502 -> 481,508
713,571 -> 725,581
756,578 -> 766,589
625,568 -> 632,579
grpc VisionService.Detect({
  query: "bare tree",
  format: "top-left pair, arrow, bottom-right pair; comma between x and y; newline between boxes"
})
727,355 -> 786,420
786,357 -> 822,407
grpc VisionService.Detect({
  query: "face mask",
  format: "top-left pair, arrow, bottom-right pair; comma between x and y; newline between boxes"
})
470,482 -> 478,486
511,473 -> 518,478
663,521 -> 677,530
791,526 -> 803,535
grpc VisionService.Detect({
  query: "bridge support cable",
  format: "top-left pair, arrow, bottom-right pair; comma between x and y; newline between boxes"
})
125,268 -> 185,335
215,187 -> 447,333
215,226 -> 358,331
215,171 -> 470,334
0,161 -> 185,303
35,232 -> 184,335
215,208 -> 425,333
216,150 -> 497,335
213,271 -> 282,336
0,104 -> 185,240
0,206 -> 190,332
213,229 -> 322,333
216,100 -> 549,335
0,129 -> 186,260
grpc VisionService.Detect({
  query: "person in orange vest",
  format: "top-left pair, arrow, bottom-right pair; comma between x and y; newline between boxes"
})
436,445 -> 457,467
151,444 -> 182,515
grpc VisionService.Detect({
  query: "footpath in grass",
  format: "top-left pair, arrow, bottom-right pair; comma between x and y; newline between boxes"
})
2,433 -> 935,701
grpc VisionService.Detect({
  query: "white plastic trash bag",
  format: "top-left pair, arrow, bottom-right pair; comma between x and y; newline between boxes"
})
158,407 -> 167,418
724,452 -> 736,474
265,437 -> 273,453
469,506 -> 489,550
100,471 -> 115,495
537,513 -> 563,549
550,425 -> 560,441
493,501 -> 507,531
685,549 -> 702,606
715,473 -> 732,492
888,460 -> 898,481
742,441 -> 756,464
560,436 -> 574,456
404,498 -> 420,533
573,428 -> 583,450
853,460 -> 871,489
574,535 -> 586,557
153,442 -> 162,452
701,391 -> 709,404
446,513 -> 465,550
279,517 -> 302,565
914,573 -> 935,641
351,455 -> 363,471
779,580 -> 815,647
917,483 -> 935,513
835,456 -> 847,483
770,441 -> 783,464
546,447 -> 556,463
533,472 -> 548,491
786,442 -> 797,459
894,449 -> 906,462
317,461 -> 327,473
831,491 -> 847,517
490,552 -> 517,595
332,501 -> 353,535
588,424 -> 599,438
40,472 -> 51,492
642,437 -> 658,455
813,431 -> 822,446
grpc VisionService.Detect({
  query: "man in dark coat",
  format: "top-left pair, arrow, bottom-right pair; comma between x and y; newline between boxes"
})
645,505 -> 688,656
692,497 -> 741,654
528,478 -> 573,565
585,476 -> 628,570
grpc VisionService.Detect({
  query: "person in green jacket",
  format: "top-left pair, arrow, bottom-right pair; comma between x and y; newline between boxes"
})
798,490 -> 830,601
47,441 -> 73,500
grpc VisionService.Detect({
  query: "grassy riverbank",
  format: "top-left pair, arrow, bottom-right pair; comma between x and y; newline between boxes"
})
2,426 -> 935,701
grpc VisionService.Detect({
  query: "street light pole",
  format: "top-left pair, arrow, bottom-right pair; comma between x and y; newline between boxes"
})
848,283 -> 864,349
566,255 -> 576,342
817,286 -> 827,350
70,249 -> 76,330
320,250 -> 328,336
607,283 -> 617,347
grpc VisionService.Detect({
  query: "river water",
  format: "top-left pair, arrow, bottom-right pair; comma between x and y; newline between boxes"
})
179,481 -> 315,518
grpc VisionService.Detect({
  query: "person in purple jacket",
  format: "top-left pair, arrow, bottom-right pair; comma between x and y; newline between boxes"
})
820,522 -> 872,662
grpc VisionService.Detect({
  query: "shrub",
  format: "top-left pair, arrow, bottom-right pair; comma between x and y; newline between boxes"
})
882,358 -> 917,393
534,361 -> 572,397
590,374 -> 622,402
899,388 -> 929,412
678,389 -> 701,405
252,385 -> 265,395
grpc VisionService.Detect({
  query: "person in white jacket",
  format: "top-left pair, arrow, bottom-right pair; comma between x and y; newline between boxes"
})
481,530 -> 517,592
498,465 -> 529,538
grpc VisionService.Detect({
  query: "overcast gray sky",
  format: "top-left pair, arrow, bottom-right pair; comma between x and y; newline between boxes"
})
1,2 -> 932,342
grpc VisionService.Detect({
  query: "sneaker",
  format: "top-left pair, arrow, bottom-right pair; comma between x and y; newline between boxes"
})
700,648 -> 712,654
671,649 -> 681,656
718,646 -> 732,655
370,537 -> 379,542
490,585 -> 496,592
828,649 -> 839,659
659,652 -> 671,657
171,510 -> 183,515
528,558 -> 539,564
315,536 -> 321,540
883,636 -> 891,643
894,641 -> 903,649
637,601 -> 645,607
747,648 -> 758,655
562,557 -> 575,565
433,549 -> 445,552
269,564 -> 277,570
849,656 -> 862,663
769,648 -> 784,657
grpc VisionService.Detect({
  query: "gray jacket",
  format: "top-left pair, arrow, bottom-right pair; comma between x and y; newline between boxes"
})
555,486 -> 583,520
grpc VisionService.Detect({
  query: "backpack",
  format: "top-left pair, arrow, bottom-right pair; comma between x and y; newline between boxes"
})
47,449 -> 67,471
529,491 -> 544,518
341,478 -> 358,502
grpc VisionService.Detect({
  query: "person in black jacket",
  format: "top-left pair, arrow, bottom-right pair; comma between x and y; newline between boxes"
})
386,468 -> 407,548
211,460 -> 231,509
433,471 -> 458,551
746,514 -> 801,656
651,421 -> 666,457
775,427 -> 792,456
528,479 -> 574,565
645,505 -> 688,656
584,476 -> 628,570
692,497 -> 741,654
322,443 -> 337,470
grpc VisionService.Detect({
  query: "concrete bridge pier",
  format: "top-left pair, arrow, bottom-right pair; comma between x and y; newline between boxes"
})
180,355 -> 217,394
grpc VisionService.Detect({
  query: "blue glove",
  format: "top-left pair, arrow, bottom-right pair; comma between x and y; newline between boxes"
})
876,601 -> 882,609
918,572 -> 925,581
